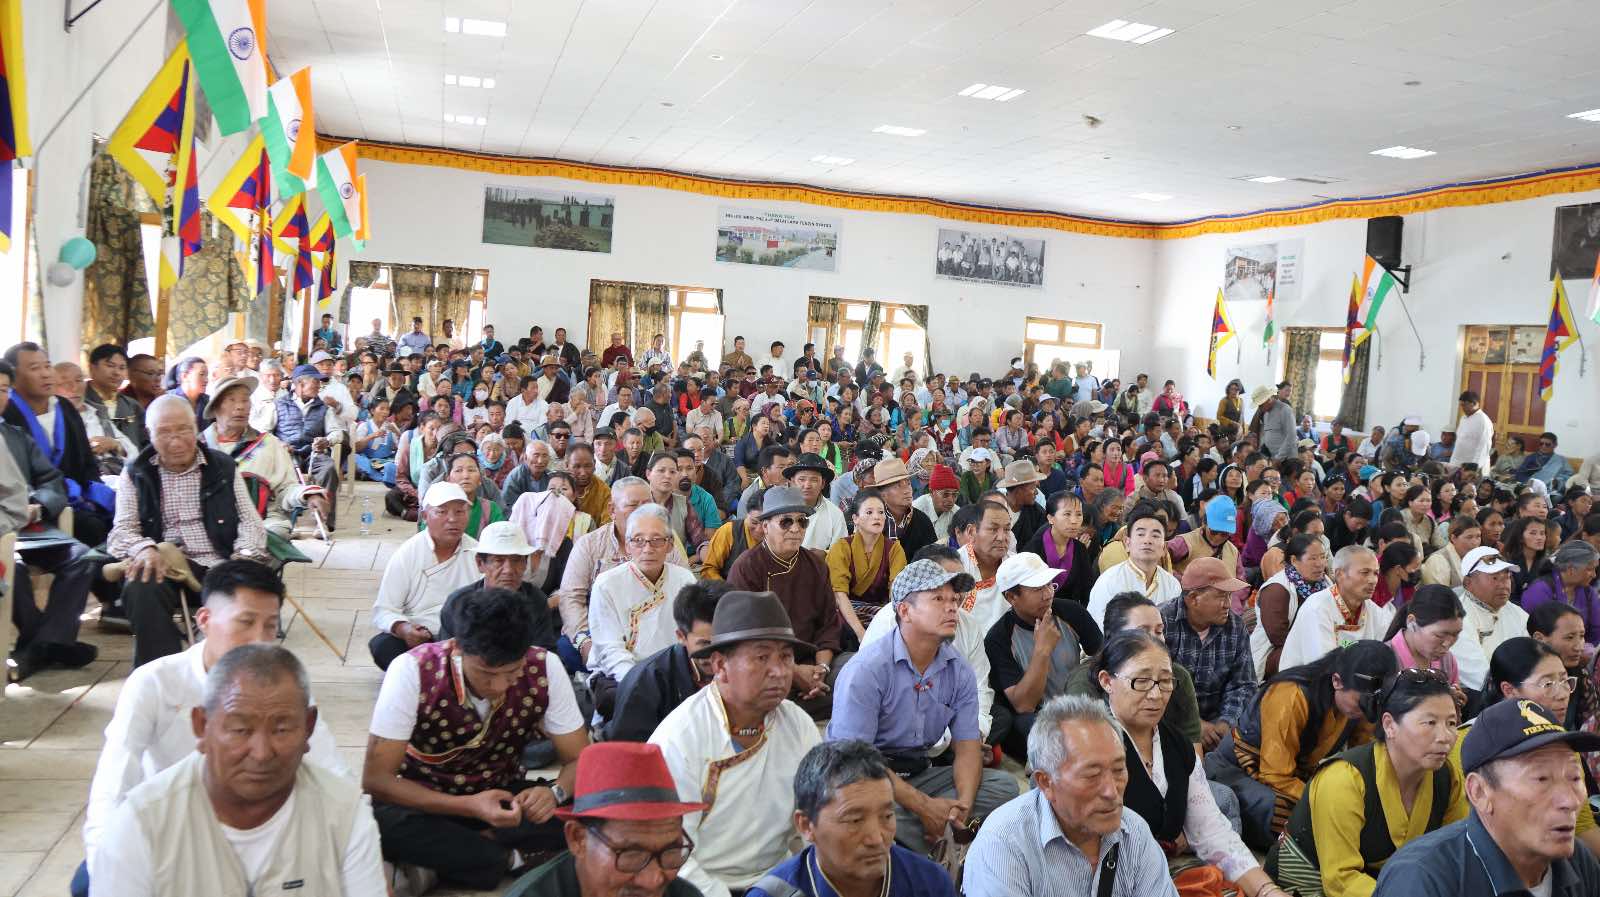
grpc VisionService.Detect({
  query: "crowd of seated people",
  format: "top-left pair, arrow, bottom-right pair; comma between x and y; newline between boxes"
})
9,318 -> 1600,897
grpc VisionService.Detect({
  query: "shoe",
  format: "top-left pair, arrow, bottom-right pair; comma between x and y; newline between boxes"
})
7,644 -> 49,682
384,862 -> 436,897
43,641 -> 99,669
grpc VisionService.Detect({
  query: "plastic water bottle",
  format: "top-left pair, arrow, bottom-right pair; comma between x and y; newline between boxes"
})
360,497 -> 374,536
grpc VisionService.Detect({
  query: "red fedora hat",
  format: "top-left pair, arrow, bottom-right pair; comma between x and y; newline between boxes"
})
554,742 -> 706,821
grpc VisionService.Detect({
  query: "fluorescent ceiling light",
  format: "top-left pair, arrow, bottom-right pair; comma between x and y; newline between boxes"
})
1370,145 -> 1435,159
958,83 -> 1027,102
444,114 -> 487,126
444,74 -> 494,88
872,124 -> 926,137
810,154 -> 855,166
1086,20 -> 1174,44
445,17 -> 506,36
1130,192 -> 1173,201
1246,175 -> 1286,183
1567,108 -> 1600,122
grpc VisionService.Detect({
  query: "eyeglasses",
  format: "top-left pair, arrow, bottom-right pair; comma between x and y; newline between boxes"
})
627,536 -> 672,549
585,825 -> 695,873
770,515 -> 808,531
1532,675 -> 1579,696
1118,674 -> 1175,694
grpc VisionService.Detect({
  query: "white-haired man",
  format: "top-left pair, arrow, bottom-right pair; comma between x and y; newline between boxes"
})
588,504 -> 699,684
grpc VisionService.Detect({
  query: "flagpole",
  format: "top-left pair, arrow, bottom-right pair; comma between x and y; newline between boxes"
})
1391,292 -> 1426,370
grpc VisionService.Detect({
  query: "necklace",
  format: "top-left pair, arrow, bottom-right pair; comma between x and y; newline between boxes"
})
808,848 -> 890,897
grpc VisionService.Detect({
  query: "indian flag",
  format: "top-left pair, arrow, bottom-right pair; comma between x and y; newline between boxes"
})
1587,252 -> 1600,326
262,68 -> 317,198
1358,254 -> 1398,332
170,0 -> 267,136
314,141 -> 361,238
354,173 -> 370,244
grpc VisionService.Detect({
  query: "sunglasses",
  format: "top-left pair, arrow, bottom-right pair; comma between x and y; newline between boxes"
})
769,515 -> 808,531
1464,553 -> 1505,577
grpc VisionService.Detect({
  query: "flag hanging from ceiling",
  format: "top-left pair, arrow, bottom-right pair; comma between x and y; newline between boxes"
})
0,162 -> 13,253
261,67 -> 317,197
169,0 -> 268,135
1206,287 -> 1234,379
1261,286 -> 1276,346
1342,274 -> 1362,383
1538,276 -> 1579,401
270,192 -> 306,253
254,205 -> 274,295
206,133 -> 271,245
106,42 -> 193,205
310,211 -> 335,311
1356,254 -> 1397,337
1587,253 -> 1600,327
313,141 -> 361,237
0,0 -> 32,162
272,194 -> 313,293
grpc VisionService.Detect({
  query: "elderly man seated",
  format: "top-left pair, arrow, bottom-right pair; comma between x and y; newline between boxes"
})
608,580 -> 728,743
502,741 -> 705,897
108,394 -> 270,667
748,740 -> 956,897
54,359 -> 137,474
76,560 -> 347,897
368,482 -> 482,669
90,644 -> 385,896
436,521 -> 561,660
1449,545 -> 1528,692
3,341 -> 114,543
204,374 -> 332,540
502,438 -> 554,508
650,591 -> 823,897
248,359 -> 285,431
363,586 -> 590,894
272,363 -> 344,529
828,560 -> 1020,851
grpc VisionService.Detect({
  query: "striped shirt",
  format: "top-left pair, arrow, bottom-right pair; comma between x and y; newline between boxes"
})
962,790 -> 1178,897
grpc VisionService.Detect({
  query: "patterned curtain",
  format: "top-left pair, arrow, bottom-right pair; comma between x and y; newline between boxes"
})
860,301 -> 883,363
391,268 -> 438,334
80,153 -> 157,351
902,304 -> 932,377
435,268 -> 476,336
807,296 -> 840,356
631,284 -> 668,353
169,212 -> 250,351
1283,327 -> 1321,420
1335,340 -> 1372,430
587,281 -> 630,354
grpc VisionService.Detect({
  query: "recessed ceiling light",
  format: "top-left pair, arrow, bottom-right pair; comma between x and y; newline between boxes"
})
1370,145 -> 1436,159
445,17 -> 506,37
1130,192 -> 1173,201
958,83 -> 1027,102
1086,19 -> 1174,44
872,124 -> 926,137
444,114 -> 487,126
708,54 -> 725,61
1246,175 -> 1286,183
444,74 -> 493,89
810,154 -> 855,166
1567,108 -> 1600,122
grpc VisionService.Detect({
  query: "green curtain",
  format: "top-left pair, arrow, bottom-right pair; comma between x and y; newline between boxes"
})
1283,328 -> 1320,420
587,280 -> 631,354
1335,339 -> 1372,431
631,284 -> 669,353
860,301 -> 883,363
169,212 -> 250,351
80,153 -> 157,351
902,304 -> 932,377
391,268 -> 438,334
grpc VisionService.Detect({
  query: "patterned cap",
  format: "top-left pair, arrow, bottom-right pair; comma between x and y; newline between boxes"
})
890,558 -> 975,606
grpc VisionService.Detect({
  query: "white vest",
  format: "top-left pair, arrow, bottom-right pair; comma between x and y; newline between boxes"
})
123,752 -> 362,897
1250,570 -> 1296,678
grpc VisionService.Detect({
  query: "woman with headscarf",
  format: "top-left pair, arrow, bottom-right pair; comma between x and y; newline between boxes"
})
959,446 -> 998,506
1521,540 -> 1600,645
1243,498 -> 1288,575
1252,533 -> 1332,678
509,472 -> 586,593
477,432 -> 513,490
907,445 -> 937,498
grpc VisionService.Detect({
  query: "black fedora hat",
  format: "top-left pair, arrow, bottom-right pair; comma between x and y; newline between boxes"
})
692,590 -> 816,659
783,451 -> 835,487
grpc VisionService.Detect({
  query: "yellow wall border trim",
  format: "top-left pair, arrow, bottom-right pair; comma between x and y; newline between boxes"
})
326,136 -> 1600,242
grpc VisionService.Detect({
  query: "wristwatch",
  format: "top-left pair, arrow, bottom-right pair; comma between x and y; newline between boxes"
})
550,783 -> 570,805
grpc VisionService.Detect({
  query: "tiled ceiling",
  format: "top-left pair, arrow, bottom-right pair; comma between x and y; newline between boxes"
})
264,0 -> 1600,222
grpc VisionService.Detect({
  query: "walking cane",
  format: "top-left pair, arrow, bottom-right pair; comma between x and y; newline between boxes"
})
282,445 -> 347,661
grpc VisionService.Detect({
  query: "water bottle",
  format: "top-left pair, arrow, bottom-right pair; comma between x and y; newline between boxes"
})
360,497 -> 375,536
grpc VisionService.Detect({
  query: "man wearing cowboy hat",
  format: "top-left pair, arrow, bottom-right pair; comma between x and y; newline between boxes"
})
649,590 -> 822,897
829,559 -> 1021,850
1250,382 -> 1297,460
999,458 -> 1049,546
785,451 -> 848,551
503,741 -> 705,897
535,353 -> 572,404
204,372 -> 330,540
365,586 -> 590,894
727,484 -> 841,712
871,455 -> 939,558
436,521 -> 561,659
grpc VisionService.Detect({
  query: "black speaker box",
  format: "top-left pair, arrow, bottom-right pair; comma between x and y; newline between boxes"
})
1366,216 -> 1403,268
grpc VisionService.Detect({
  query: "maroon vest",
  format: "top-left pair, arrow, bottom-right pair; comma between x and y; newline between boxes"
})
400,640 -> 552,795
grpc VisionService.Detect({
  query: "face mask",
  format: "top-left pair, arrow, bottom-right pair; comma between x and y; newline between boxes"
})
1404,570 -> 1422,587
474,389 -> 489,401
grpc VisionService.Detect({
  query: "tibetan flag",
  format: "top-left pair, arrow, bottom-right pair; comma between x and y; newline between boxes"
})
254,206 -> 274,295
1342,274 -> 1362,383
0,0 -> 32,161
169,0 -> 268,135
311,212 -> 336,310
1261,285 -> 1276,346
1206,287 -> 1235,379
262,68 -> 317,198
172,79 -> 202,268
270,192 -> 307,254
1587,253 -> 1600,327
0,162 -> 13,253
313,141 -> 361,237
308,211 -> 332,252
273,194 -> 313,293
1538,276 -> 1579,401
106,42 -> 193,205
1357,254 -> 1398,334
206,133 -> 271,245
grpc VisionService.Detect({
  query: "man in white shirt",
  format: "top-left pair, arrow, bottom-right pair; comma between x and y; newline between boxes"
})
755,340 -> 786,379
598,384 -> 637,430
80,560 -> 350,894
1355,425 -> 1386,461
1450,389 -> 1494,473
749,377 -> 788,418
311,350 -> 358,431
1450,546 -> 1527,692
368,482 -> 481,669
588,504 -> 698,683
1280,545 -> 1394,669
1086,505 -> 1183,631
92,643 -> 385,897
505,376 -> 549,434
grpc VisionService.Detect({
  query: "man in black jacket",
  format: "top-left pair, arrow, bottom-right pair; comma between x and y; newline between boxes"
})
437,520 -> 561,658
605,579 -> 727,742
3,342 -> 113,544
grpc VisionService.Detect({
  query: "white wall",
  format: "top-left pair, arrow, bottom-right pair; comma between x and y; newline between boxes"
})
352,158 -> 1158,377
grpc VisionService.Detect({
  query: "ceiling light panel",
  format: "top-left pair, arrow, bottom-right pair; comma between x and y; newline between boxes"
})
1370,145 -> 1436,159
1086,20 -> 1174,44
444,17 -> 506,37
444,114 -> 487,126
958,83 -> 1027,102
873,124 -> 926,137
444,74 -> 495,89
1567,109 -> 1600,122
1245,175 -> 1286,183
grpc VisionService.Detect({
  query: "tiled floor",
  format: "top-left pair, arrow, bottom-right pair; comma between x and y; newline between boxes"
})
0,481 -> 500,897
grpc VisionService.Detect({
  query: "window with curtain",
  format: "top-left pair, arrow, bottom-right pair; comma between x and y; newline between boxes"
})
814,297 -> 927,372
1279,327 -> 1347,422
586,279 -> 672,355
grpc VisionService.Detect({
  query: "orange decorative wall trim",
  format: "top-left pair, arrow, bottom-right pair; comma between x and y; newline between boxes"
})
322,136 -> 1600,242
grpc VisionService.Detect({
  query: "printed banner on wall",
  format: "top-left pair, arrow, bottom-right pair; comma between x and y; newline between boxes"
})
1550,201 -> 1600,280
482,185 -> 614,253
935,228 -> 1045,287
716,207 -> 839,271
1222,238 -> 1303,310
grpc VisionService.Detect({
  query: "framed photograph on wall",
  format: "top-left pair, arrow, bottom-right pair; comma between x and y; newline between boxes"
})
1222,239 -> 1304,309
1549,201 -> 1600,279
1484,327 -> 1509,365
935,228 -> 1045,287
1464,326 -> 1490,364
1510,326 -> 1546,364
715,208 -> 840,271
482,185 -> 615,253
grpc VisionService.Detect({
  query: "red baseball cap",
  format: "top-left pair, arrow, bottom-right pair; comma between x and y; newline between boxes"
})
554,742 -> 705,821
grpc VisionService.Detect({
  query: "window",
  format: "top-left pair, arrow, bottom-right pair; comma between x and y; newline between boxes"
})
833,300 -> 926,373
1023,315 -> 1119,380
664,287 -> 724,363
349,265 -> 395,338
1275,328 -> 1346,422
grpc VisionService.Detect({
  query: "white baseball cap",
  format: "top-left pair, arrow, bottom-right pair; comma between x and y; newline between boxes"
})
422,481 -> 470,509
473,521 -> 535,555
1462,545 -> 1519,577
995,553 -> 1060,595
308,350 -> 333,364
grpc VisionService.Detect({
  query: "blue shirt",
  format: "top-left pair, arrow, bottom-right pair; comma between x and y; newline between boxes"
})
398,331 -> 433,352
1374,809 -> 1600,896
827,624 -> 978,754
747,845 -> 954,897
963,790 -> 1177,897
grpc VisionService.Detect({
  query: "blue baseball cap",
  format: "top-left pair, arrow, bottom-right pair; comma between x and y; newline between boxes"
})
1204,496 -> 1237,534
290,363 -> 326,381
1359,464 -> 1379,482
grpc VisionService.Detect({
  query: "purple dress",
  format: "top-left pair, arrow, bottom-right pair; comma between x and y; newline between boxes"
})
1520,574 -> 1600,646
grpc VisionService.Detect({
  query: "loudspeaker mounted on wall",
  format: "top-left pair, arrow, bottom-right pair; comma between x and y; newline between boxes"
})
1366,216 -> 1404,269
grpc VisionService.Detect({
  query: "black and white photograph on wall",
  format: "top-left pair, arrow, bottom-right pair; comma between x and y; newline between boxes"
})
716,208 -> 840,271
1222,239 -> 1303,309
934,228 -> 1045,287
482,185 -> 615,253
1549,201 -> 1600,279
